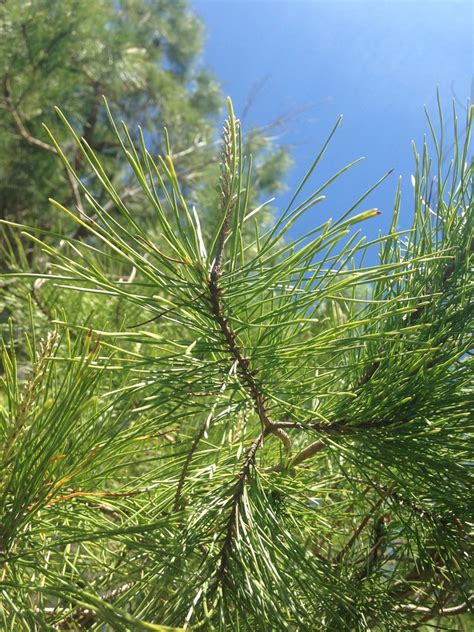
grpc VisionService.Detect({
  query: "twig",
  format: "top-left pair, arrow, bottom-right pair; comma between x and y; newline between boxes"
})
265,438 -> 325,473
42,485 -> 156,508
172,421 -> 209,512
213,431 -> 265,589
334,489 -> 391,564
357,512 -> 390,579
264,415 -> 407,472
208,279 -> 291,452
4,88 -> 57,154
396,593 -> 473,617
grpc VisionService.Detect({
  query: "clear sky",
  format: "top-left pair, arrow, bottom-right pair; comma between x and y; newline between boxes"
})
191,0 -> 473,252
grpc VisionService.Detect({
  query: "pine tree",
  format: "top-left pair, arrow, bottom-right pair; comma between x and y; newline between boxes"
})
0,98 -> 472,630
0,0 -> 290,349
0,0 -> 289,235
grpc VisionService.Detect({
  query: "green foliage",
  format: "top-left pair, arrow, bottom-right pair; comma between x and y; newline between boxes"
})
0,0 -> 289,238
0,97 -> 473,630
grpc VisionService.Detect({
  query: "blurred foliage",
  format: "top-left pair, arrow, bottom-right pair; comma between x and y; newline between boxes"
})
0,0 -> 290,240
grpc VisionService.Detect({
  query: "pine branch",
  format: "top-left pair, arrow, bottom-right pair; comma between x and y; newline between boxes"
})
213,430 -> 265,589
334,489 -> 391,564
207,278 -> 291,452
265,438 -> 325,472
208,107 -> 291,453
2,95 -> 471,630
173,382 -> 227,512
2,331 -> 58,464
3,81 -> 57,155
356,512 -> 389,579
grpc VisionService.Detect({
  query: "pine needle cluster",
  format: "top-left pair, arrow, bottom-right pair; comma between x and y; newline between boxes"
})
0,96 -> 472,630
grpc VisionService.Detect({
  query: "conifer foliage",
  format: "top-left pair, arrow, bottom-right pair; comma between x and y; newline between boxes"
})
0,98 -> 473,630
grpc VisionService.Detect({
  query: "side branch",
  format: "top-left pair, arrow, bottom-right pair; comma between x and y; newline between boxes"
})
214,431 -> 265,587
265,438 -> 325,473
4,82 -> 57,155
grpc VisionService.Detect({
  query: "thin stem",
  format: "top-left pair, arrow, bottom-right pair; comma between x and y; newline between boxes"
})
265,438 -> 325,473
173,382 -> 227,512
396,593 -> 473,617
334,489 -> 391,564
214,430 -> 265,588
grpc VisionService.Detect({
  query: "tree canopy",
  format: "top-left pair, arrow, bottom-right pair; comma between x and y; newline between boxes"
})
0,0 -> 290,238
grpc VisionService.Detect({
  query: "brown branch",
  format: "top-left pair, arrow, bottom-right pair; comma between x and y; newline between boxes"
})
334,489 -> 392,564
265,438 -> 325,473
208,277 -> 291,452
357,512 -> 390,579
41,484 -> 159,508
207,114 -> 291,453
3,77 -> 56,154
290,438 -> 326,465
273,418 -> 397,434
264,414 -> 410,472
6,98 -> 57,154
214,431 -> 265,589
410,583 -> 453,627
355,360 -> 380,389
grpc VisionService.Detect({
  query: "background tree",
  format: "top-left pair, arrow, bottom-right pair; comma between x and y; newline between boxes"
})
0,0 -> 290,355
0,0 -> 290,235
0,97 -> 472,630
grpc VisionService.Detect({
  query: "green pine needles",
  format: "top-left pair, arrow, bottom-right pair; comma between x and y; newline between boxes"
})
0,97 -> 473,630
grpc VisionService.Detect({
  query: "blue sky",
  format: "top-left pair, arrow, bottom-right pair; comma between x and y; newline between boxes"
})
191,0 -> 473,252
